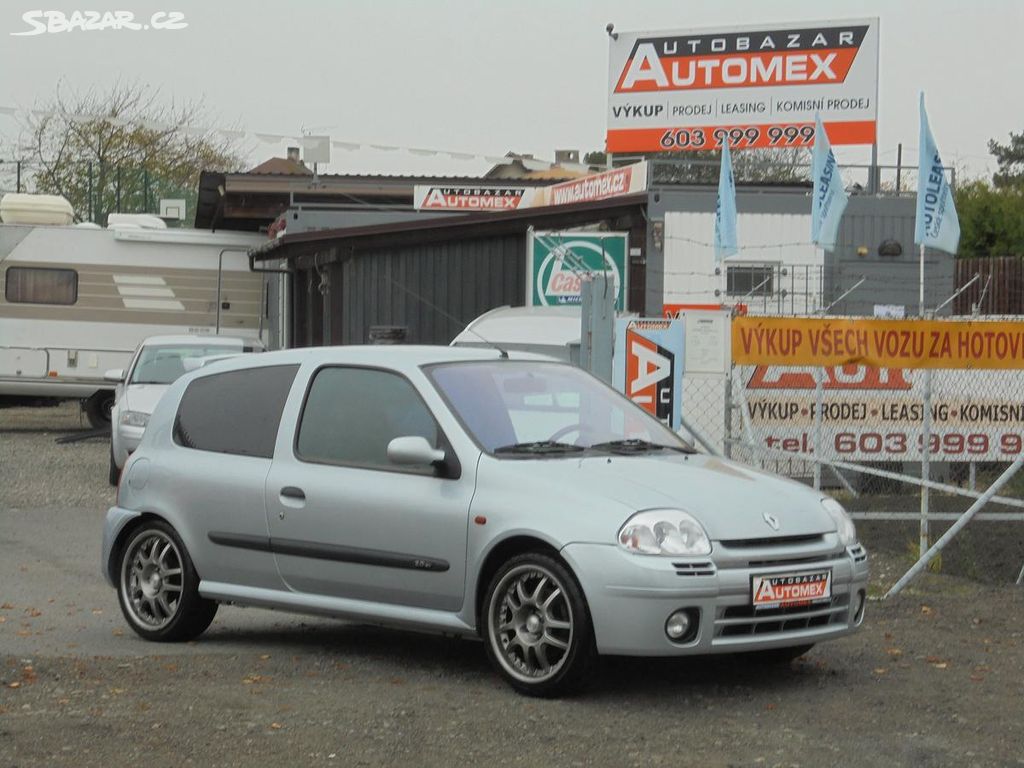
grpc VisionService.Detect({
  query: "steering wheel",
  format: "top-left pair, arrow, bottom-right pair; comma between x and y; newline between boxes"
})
547,423 -> 590,443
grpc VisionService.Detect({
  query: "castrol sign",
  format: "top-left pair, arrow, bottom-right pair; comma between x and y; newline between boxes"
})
527,231 -> 628,310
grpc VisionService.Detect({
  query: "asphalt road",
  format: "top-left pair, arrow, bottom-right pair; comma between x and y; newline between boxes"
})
2,403 -> 1023,767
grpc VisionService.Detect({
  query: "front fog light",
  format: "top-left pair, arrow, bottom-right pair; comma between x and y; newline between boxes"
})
665,611 -> 691,640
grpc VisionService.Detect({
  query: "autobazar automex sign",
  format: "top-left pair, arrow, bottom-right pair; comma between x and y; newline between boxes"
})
606,19 -> 878,152
527,231 -> 627,310
613,318 -> 685,431
413,185 -> 538,211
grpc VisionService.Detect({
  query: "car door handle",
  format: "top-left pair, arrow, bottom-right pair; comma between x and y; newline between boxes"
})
280,486 -> 305,501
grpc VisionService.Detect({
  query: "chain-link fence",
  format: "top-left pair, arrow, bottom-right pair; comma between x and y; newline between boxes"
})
0,159 -> 196,225
686,313 -> 1024,589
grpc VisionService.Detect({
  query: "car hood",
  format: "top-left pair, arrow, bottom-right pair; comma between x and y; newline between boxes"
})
484,452 -> 835,541
122,384 -> 170,415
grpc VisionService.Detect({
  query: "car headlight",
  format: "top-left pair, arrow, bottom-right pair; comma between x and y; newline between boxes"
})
120,410 -> 149,428
821,497 -> 857,546
618,510 -> 711,556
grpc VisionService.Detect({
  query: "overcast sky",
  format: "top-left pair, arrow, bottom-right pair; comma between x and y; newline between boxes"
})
0,0 -> 1020,181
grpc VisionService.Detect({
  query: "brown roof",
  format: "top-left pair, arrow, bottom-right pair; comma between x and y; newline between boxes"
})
247,157 -> 312,176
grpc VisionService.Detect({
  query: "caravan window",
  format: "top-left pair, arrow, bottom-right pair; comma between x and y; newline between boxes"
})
5,267 -> 78,305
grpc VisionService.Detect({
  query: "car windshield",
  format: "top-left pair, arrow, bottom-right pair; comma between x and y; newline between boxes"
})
129,343 -> 245,385
428,361 -> 695,456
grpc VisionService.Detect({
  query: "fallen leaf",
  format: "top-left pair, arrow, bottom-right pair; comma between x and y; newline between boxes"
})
0,603 -> 13,610
163,664 -> 177,673
269,722 -> 283,730
91,609 -> 103,615
765,703 -> 776,710
56,698 -> 70,705
886,648 -> 903,658
112,629 -> 124,637
8,682 -> 20,689
0,617 -> 6,624
873,667 -> 888,675
883,632 -> 893,640
920,605 -> 933,615
970,675 -> 984,682
259,654 -> 271,661
925,655 -> 945,664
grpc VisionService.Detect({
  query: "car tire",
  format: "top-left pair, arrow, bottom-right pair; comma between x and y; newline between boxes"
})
84,390 -> 115,429
108,443 -> 120,486
742,644 -> 815,664
116,519 -> 217,642
482,552 -> 596,697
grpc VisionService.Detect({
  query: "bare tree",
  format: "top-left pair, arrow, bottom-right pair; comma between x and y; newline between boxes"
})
19,80 -> 244,223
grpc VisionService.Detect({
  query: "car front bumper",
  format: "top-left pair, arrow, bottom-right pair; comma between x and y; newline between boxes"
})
112,423 -> 144,467
561,536 -> 869,656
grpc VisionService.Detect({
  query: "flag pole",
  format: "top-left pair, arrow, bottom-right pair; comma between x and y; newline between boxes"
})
919,242 -> 925,316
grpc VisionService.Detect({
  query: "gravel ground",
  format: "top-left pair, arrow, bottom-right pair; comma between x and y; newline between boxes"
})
2,403 -> 1023,767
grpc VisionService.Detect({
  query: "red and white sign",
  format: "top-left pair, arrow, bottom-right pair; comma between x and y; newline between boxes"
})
606,19 -> 879,152
413,186 -> 537,211
752,570 -> 832,609
535,162 -> 648,207
743,364 -> 1024,461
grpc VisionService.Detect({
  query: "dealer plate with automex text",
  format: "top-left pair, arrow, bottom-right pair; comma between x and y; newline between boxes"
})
752,570 -> 832,609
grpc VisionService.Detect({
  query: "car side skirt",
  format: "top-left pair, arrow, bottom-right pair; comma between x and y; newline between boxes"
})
198,580 -> 477,638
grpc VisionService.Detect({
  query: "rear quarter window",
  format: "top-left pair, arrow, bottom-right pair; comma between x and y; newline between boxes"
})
173,364 -> 299,458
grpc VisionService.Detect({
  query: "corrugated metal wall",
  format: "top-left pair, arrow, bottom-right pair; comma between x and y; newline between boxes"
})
954,256 -> 1024,315
332,234 -> 526,345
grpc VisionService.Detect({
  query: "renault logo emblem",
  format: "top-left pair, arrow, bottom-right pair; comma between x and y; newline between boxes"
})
762,512 -> 780,531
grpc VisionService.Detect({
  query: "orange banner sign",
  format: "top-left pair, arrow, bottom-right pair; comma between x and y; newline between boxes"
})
732,317 -> 1024,370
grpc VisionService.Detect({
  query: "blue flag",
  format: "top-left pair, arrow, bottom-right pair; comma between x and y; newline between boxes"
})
811,113 -> 848,251
915,94 -> 960,254
714,141 -> 738,262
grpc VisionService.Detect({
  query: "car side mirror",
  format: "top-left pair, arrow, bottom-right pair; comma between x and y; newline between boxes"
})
104,368 -> 125,382
387,436 -> 445,467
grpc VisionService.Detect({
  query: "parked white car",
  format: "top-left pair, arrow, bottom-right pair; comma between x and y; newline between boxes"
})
106,335 -> 262,484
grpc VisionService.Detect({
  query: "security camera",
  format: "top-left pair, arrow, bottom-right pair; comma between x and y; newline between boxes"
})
606,22 -> 617,40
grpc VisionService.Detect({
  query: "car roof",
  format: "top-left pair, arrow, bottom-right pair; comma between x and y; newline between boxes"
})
139,334 -> 260,348
186,344 -> 559,377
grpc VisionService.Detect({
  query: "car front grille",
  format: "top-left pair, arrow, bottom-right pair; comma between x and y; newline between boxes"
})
847,544 -> 868,563
718,534 -> 825,548
672,561 -> 716,577
714,593 -> 850,638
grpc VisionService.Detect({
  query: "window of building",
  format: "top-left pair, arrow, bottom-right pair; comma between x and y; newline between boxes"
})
726,264 -> 775,297
296,366 -> 440,472
4,267 -> 78,305
173,365 -> 299,458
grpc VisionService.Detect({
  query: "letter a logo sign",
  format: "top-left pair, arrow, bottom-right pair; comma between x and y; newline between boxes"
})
627,331 -> 675,426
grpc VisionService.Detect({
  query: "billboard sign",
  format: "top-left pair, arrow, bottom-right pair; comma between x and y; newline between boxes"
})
527,231 -> 628,309
742,364 -> 1024,462
606,19 -> 879,152
613,318 -> 685,431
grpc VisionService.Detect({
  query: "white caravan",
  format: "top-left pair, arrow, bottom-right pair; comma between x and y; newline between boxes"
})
0,197 -> 269,426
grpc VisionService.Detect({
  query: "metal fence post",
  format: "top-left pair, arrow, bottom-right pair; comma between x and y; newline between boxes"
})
16,160 -> 21,193
886,455 -> 1024,598
87,161 -> 93,223
723,366 -> 733,460
920,367 -> 933,557
813,366 -> 824,491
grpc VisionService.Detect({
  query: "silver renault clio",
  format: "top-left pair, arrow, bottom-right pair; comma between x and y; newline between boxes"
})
102,346 -> 868,696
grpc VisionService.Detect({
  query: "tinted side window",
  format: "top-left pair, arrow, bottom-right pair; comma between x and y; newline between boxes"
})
296,367 -> 438,470
174,364 -> 299,458
5,267 -> 78,305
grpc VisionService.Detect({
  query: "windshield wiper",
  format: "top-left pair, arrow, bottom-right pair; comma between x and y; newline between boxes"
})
588,439 -> 694,454
493,440 -> 585,455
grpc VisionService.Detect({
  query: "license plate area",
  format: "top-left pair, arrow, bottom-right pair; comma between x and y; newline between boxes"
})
751,570 -> 832,610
